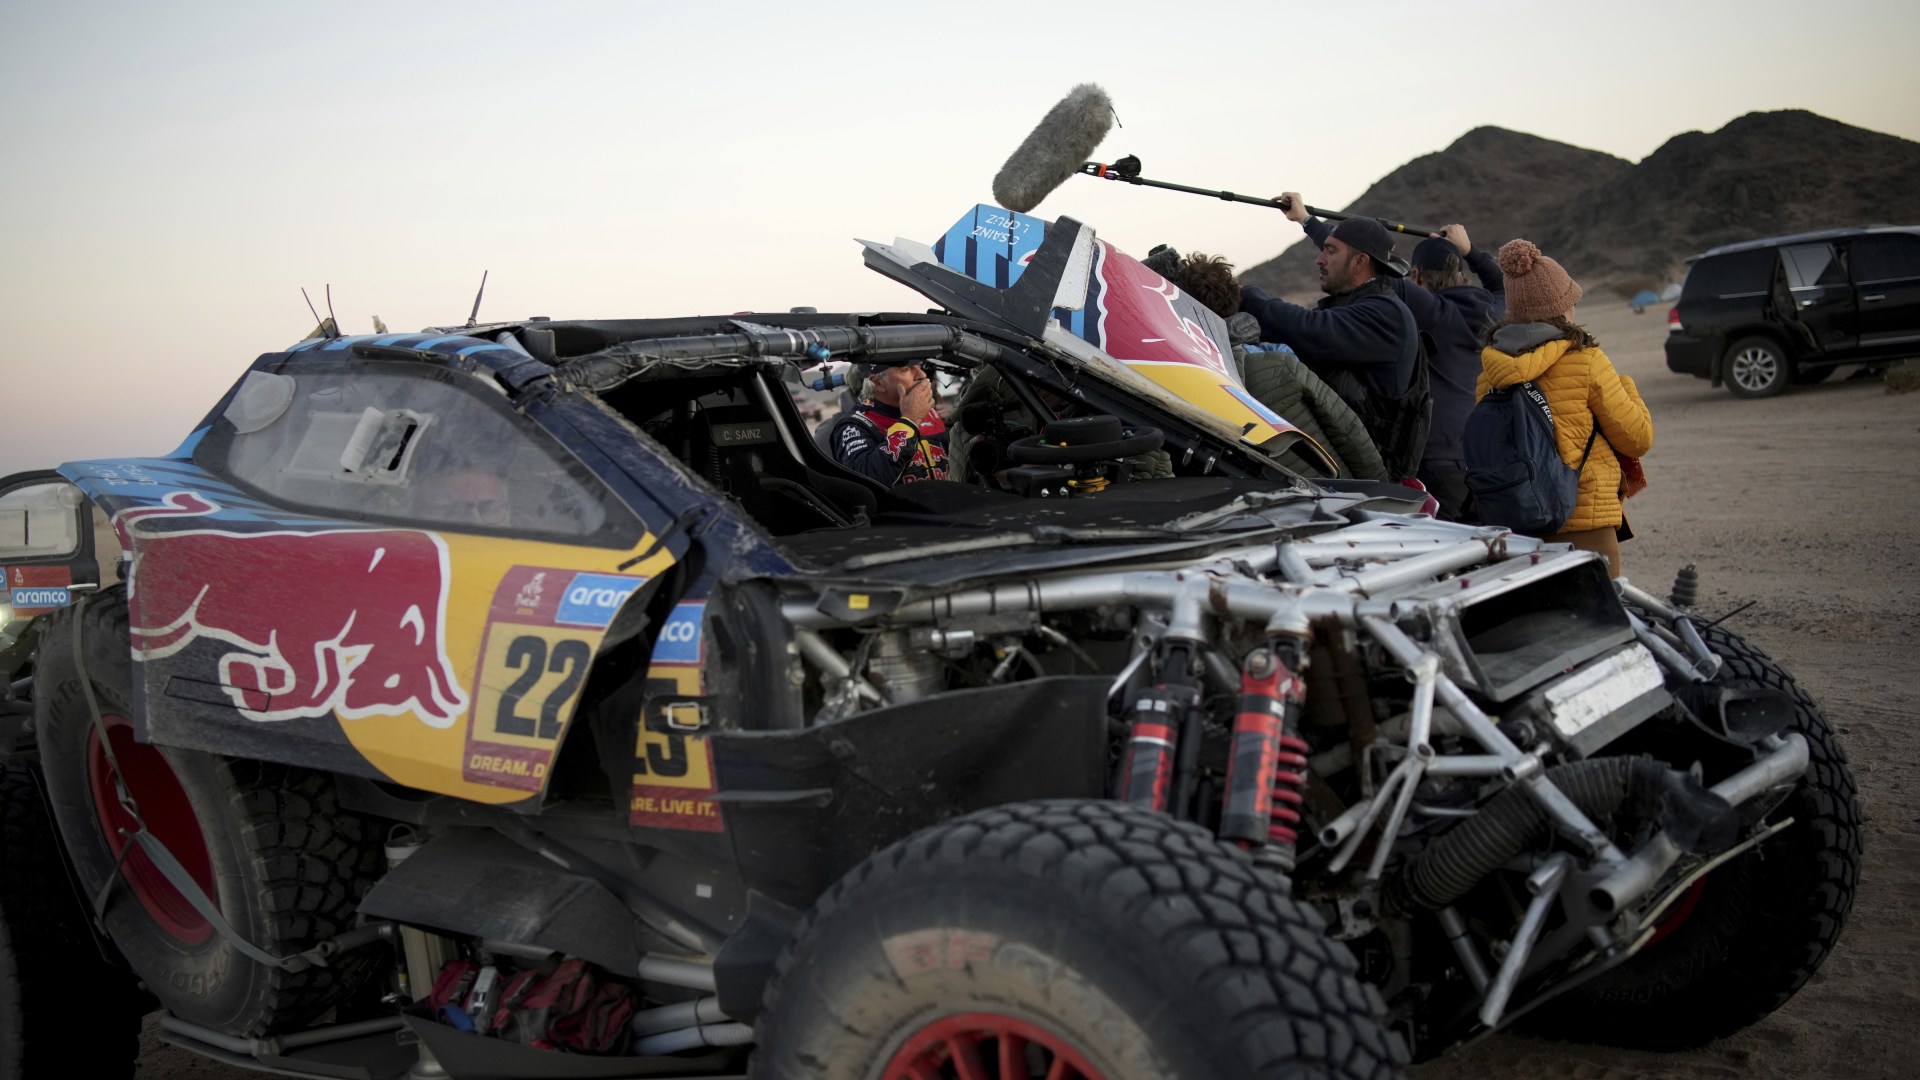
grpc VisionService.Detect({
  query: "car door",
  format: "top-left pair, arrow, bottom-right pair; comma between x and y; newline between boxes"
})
64,357 -> 679,806
1777,241 -> 1858,354
1847,232 -> 1920,354
0,470 -> 103,633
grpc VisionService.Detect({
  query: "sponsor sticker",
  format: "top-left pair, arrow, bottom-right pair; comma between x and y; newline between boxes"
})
556,573 -> 646,628
629,731 -> 724,833
651,602 -> 705,665
4,565 -> 74,616
631,632 -> 721,832
12,587 -> 70,607
464,566 -> 625,792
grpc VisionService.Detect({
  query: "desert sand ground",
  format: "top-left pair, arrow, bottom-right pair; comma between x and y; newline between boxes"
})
131,303 -> 1919,1079
1415,303 -> 1920,1079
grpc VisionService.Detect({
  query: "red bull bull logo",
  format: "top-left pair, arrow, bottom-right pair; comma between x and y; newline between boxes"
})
116,492 -> 469,727
1093,241 -> 1232,376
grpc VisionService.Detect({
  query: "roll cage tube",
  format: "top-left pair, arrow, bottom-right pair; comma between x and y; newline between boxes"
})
546,323 -> 1004,398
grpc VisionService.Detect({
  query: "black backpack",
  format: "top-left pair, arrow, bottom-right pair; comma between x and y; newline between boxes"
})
1375,329 -> 1435,481
1321,323 -> 1432,480
1462,381 -> 1598,534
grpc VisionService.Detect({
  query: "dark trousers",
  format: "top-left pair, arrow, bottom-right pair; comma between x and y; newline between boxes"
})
1419,459 -> 1475,523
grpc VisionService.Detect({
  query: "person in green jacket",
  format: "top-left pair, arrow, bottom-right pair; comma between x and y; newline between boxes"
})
1150,249 -> 1386,481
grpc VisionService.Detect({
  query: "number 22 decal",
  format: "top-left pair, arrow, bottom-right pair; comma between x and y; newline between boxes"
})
494,635 -> 592,740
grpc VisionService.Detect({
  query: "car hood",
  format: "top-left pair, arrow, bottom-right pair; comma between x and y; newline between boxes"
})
766,476 -> 1435,590
860,205 -> 1335,476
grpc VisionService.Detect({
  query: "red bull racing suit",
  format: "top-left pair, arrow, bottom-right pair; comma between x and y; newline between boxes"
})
828,401 -> 949,486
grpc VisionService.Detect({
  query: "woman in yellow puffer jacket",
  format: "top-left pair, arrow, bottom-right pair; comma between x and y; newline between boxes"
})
1476,239 -> 1653,576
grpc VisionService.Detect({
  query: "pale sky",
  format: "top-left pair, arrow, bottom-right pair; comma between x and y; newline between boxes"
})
4,0 -> 1916,467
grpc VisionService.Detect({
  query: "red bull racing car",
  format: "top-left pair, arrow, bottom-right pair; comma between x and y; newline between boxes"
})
0,206 -> 1858,1080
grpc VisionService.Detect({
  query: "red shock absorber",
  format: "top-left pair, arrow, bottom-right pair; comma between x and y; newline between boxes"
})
1120,690 -> 1179,812
1221,638 -> 1311,869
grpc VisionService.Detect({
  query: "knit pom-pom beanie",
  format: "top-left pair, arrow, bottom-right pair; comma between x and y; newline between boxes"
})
1497,238 -> 1583,322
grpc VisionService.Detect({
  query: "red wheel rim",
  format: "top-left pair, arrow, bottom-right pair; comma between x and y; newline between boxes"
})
86,714 -> 217,944
1648,876 -> 1708,947
883,1011 -> 1107,1080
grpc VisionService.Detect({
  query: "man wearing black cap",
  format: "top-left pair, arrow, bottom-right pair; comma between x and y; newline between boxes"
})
827,360 -> 950,486
1238,211 -> 1425,481
1269,194 -> 1507,519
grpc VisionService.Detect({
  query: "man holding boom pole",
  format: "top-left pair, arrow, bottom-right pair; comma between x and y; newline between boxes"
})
1236,216 -> 1429,486
1273,194 -> 1506,521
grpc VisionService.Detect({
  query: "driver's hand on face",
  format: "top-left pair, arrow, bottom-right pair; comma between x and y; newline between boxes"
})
902,376 -> 935,424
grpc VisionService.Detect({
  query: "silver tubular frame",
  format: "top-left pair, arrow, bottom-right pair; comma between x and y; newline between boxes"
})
775,531 -> 1803,1032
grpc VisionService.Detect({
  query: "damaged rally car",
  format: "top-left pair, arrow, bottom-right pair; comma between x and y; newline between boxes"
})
0,205 -> 1858,1080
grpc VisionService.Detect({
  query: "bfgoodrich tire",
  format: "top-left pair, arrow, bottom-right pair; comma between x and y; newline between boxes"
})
34,590 -> 384,1037
1724,336 -> 1793,399
1,761 -> 142,1080
1527,612 -> 1860,1049
753,800 -> 1405,1080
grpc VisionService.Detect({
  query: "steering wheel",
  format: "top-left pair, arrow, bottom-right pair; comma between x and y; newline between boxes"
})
1006,415 -> 1164,466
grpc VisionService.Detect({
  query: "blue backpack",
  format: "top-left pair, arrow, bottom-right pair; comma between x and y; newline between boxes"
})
1463,381 -> 1598,534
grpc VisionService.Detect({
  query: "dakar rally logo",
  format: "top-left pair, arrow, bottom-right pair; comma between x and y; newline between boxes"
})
515,571 -> 547,611
115,492 -> 470,727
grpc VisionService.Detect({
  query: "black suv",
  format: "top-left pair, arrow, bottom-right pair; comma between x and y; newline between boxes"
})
1665,225 -> 1920,397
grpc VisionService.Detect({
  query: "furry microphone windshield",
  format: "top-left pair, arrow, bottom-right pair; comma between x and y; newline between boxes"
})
991,83 -> 1113,214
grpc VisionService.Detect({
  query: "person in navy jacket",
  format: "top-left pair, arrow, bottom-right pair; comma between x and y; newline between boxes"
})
1272,192 -> 1506,520
1237,215 -> 1421,480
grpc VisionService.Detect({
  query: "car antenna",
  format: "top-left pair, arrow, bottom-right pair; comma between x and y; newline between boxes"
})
325,283 -> 340,338
299,287 -> 337,339
465,270 -> 489,328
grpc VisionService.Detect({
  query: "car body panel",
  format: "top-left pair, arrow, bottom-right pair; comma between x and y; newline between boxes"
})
63,456 -> 679,806
866,205 -> 1336,475
58,332 -> 700,807
0,470 -> 98,623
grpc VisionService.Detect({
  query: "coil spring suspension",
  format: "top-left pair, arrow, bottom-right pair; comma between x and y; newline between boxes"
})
1268,730 -> 1310,848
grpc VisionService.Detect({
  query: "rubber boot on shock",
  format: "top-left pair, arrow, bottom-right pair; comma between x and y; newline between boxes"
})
1119,682 -> 1202,813
1220,637 -> 1311,871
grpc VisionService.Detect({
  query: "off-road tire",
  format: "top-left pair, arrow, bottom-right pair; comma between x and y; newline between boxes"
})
752,799 -> 1405,1080
34,589 -> 385,1037
1528,611 -> 1860,1049
1724,335 -> 1792,399
1,761 -> 142,1080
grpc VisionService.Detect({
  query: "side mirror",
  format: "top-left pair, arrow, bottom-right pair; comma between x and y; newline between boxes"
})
0,471 -> 103,634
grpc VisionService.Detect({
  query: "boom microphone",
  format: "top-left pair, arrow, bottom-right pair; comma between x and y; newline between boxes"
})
1085,158 -> 1441,237
992,83 -> 1113,213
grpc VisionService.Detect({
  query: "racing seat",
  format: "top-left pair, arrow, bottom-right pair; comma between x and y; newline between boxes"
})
692,401 -> 877,533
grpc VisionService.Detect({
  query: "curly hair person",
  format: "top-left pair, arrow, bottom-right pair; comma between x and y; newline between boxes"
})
1163,252 -> 1242,320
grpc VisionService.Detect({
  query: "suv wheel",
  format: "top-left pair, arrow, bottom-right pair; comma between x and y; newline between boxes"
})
1724,336 -> 1792,398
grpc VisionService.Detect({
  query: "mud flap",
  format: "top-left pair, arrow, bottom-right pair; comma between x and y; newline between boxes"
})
708,676 -> 1110,913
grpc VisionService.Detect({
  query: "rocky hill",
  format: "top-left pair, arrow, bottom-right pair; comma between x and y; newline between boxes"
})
1239,110 -> 1920,301
1238,127 -> 1629,297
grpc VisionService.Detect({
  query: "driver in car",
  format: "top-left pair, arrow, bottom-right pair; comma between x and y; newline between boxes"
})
828,361 -> 950,485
